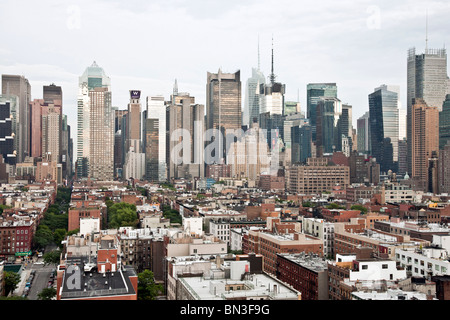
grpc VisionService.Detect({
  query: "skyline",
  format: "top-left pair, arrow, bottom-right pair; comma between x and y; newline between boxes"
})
1,0 -> 450,137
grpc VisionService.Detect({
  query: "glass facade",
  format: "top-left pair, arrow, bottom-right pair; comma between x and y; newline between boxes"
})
369,85 -> 399,173
306,83 -> 337,140
439,94 -> 450,150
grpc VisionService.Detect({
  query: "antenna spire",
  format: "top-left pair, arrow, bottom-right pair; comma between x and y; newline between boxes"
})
425,9 -> 429,52
257,34 -> 260,71
270,35 -> 276,85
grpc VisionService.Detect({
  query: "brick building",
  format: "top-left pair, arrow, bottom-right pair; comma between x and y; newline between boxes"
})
276,252 -> 329,300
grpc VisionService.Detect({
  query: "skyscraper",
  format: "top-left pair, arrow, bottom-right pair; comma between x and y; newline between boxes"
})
89,87 -> 114,181
206,69 -> 241,162
368,85 -> 400,173
315,97 -> 342,156
439,94 -> 450,150
259,43 -> 285,117
357,111 -> 371,154
407,47 -> 449,174
1,74 -> 31,163
338,103 -> 353,156
306,83 -> 337,140
411,98 -> 439,191
0,100 -> 16,165
77,61 -> 113,180
145,95 -> 167,182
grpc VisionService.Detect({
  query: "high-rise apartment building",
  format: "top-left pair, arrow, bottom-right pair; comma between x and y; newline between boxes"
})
407,47 -> 449,174
368,85 -> 400,173
1,74 -> 31,163
77,61 -> 112,179
411,98 -> 439,191
89,87 -> 114,181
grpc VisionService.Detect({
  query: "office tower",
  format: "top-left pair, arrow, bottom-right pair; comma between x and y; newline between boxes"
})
0,100 -> 16,165
438,141 -> 450,194
144,95 -> 166,182
439,94 -> 450,150
245,68 -> 265,127
259,112 -> 285,151
291,124 -> 312,165
411,98 -> 439,191
126,90 -> 142,153
167,88 -> 205,180
77,61 -> 112,179
1,75 -> 31,163
259,40 -> 285,117
206,69 -> 242,162
315,97 -> 342,156
122,90 -> 144,180
29,97 -> 62,163
407,47 -> 449,174
41,104 -> 62,163
284,114 -> 308,165
113,109 -> 128,178
61,115 -> 72,180
398,108 -> 406,141
397,138 -> 408,177
338,104 -> 353,156
357,111 -> 371,154
43,83 -> 62,105
306,83 -> 337,140
284,101 -> 301,116
368,85 -> 399,173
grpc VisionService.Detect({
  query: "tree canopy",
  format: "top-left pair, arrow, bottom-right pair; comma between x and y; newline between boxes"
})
4,271 -> 21,296
37,287 -> 57,300
108,202 -> 138,229
137,270 -> 163,300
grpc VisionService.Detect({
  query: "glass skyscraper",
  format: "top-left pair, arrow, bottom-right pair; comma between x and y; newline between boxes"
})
369,85 -> 399,174
439,94 -> 450,150
244,67 -> 265,127
306,83 -> 337,140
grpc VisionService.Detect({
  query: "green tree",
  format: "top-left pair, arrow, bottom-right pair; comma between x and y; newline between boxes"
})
326,203 -> 345,209
108,202 -> 138,229
37,287 -> 56,300
33,225 -> 54,250
53,228 -> 67,248
162,205 -> 181,224
137,270 -> 163,300
43,249 -> 61,266
351,204 -> 368,214
4,271 -> 21,296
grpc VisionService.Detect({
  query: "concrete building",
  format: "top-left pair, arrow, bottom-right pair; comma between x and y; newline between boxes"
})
175,259 -> 300,300
286,157 -> 350,195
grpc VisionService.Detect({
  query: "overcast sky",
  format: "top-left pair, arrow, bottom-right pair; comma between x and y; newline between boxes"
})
1,0 -> 450,139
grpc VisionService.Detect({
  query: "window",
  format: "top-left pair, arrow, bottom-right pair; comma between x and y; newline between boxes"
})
382,264 -> 388,269
361,265 -> 368,270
